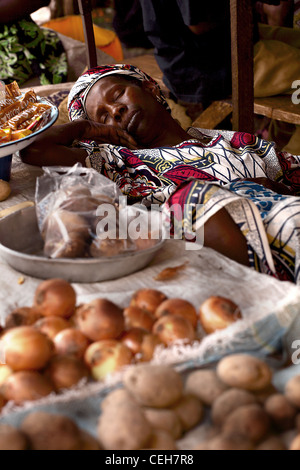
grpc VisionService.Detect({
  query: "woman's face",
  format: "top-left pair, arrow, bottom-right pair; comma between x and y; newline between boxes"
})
85,75 -> 169,146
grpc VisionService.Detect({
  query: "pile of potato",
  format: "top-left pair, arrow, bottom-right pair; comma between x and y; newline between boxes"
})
97,363 -> 203,450
0,411 -> 101,450
95,356 -> 300,451
1,354 -> 300,450
0,278 -> 243,407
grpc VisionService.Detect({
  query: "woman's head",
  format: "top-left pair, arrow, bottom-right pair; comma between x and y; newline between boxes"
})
67,64 -> 170,121
67,64 -> 188,148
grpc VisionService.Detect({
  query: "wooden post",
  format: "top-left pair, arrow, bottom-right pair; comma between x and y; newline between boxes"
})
77,0 -> 98,69
230,0 -> 254,133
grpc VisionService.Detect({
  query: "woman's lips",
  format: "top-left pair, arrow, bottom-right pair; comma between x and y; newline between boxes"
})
126,110 -> 141,134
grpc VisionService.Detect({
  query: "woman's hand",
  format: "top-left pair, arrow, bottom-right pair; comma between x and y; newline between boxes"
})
83,121 -> 138,150
243,177 -> 294,195
20,119 -> 139,168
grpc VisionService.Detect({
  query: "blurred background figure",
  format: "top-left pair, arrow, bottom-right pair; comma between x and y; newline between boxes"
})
255,0 -> 294,26
112,0 -> 153,51
138,0 -> 232,120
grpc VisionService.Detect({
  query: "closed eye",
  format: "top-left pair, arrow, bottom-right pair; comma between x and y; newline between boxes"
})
100,112 -> 109,124
114,88 -> 124,100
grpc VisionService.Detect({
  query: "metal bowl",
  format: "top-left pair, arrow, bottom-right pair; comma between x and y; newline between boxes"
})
0,206 -> 165,283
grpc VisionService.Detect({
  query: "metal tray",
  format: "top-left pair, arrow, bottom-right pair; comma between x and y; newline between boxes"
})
0,96 -> 58,158
0,206 -> 165,283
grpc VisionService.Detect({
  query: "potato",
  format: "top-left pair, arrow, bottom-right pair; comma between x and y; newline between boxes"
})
251,383 -> 278,404
289,434 -> 300,450
193,440 -> 211,450
143,407 -> 182,439
222,403 -> 271,443
123,364 -> 183,408
144,430 -> 177,450
171,394 -> 204,432
185,369 -> 228,406
285,375 -> 300,408
97,399 -> 152,450
100,387 -> 136,411
295,413 -> 300,431
264,393 -> 297,431
20,411 -> 82,450
0,424 -> 28,450
216,354 -> 272,391
255,435 -> 286,450
77,429 -> 102,450
196,433 -> 254,450
211,388 -> 257,426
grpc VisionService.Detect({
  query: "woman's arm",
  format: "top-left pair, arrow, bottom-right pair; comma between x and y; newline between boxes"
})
0,0 -> 49,23
20,119 -> 138,167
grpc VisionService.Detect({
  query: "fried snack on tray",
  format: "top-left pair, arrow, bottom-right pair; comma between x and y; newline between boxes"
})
0,81 -> 52,144
0,128 -> 11,144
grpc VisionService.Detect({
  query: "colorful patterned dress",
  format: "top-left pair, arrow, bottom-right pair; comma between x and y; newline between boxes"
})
83,127 -> 300,284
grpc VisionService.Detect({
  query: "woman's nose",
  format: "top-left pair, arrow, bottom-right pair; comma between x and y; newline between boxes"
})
111,103 -> 126,122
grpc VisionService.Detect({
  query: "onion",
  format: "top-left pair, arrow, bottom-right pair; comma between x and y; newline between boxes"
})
120,328 -> 149,355
198,296 -> 242,334
138,333 -> 163,362
1,371 -> 55,404
123,306 -> 155,332
1,326 -> 54,371
44,355 -> 89,391
0,364 -> 13,386
154,298 -> 198,328
0,393 -> 5,411
4,307 -> 42,330
34,316 -> 70,340
84,340 -> 133,381
130,289 -> 168,315
54,328 -> 90,359
76,298 -> 124,342
33,278 -> 77,318
152,314 -> 196,345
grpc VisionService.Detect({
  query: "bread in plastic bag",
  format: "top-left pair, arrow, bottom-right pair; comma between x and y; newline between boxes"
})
35,164 -> 164,259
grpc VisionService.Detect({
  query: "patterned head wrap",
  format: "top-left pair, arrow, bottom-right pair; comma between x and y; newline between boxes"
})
67,63 -> 170,122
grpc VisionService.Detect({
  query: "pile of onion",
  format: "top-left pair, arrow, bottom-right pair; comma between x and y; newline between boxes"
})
0,278 -> 243,406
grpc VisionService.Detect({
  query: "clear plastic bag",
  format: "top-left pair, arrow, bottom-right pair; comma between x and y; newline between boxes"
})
35,163 -> 164,259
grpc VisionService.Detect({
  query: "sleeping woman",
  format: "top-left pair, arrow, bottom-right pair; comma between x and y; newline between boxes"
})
20,64 -> 300,284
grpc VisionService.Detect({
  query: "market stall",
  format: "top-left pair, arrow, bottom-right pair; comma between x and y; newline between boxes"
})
0,150 -> 300,449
